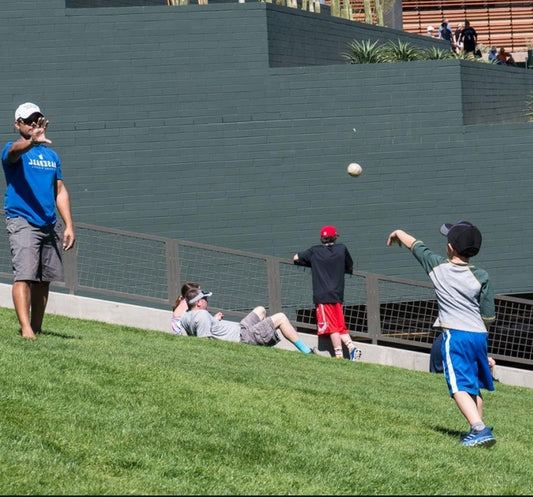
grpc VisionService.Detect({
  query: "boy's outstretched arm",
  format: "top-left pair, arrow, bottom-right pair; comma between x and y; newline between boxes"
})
293,253 -> 311,267
387,230 -> 416,249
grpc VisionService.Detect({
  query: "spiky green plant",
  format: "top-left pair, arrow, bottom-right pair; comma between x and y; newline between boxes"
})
342,38 -> 494,66
456,50 -> 478,60
381,39 -> 424,62
342,39 -> 384,64
423,46 -> 457,60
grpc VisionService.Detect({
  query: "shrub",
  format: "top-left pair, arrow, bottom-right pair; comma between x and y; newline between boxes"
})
342,39 -> 385,64
422,46 -> 457,60
381,39 -> 424,62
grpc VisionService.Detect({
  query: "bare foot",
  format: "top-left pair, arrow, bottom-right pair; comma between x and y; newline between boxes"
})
21,327 -> 36,340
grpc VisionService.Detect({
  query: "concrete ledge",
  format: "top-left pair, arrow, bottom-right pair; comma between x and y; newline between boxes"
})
0,283 -> 172,334
1,283 -> 531,389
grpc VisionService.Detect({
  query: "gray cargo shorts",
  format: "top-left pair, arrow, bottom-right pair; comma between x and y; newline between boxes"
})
6,216 -> 63,282
239,310 -> 280,346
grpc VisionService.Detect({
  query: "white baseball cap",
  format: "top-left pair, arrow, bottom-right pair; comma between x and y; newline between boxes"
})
15,102 -> 42,121
187,290 -> 213,305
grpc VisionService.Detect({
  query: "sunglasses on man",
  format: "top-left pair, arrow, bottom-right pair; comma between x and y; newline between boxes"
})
18,113 -> 44,126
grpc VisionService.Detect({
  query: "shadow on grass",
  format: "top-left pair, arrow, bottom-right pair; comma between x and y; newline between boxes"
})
432,425 -> 464,439
17,327 -> 82,340
38,330 -> 82,340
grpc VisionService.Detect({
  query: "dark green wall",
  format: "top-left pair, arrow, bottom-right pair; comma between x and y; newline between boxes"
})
265,5 -> 441,67
1,0 -> 532,295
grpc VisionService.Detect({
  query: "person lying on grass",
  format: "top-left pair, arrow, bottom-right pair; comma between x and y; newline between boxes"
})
180,287 -> 317,355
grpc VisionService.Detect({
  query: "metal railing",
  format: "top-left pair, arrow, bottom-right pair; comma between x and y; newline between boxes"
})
0,218 -> 531,368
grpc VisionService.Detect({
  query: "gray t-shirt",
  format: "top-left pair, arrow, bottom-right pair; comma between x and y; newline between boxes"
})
180,309 -> 241,342
411,240 -> 495,332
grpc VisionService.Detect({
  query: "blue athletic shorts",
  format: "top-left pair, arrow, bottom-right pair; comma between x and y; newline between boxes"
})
442,329 -> 494,396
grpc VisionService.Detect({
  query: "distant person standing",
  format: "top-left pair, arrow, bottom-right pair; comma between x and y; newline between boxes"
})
1,102 -> 75,339
294,225 -> 361,361
459,20 -> 478,55
439,20 -> 452,46
453,22 -> 463,53
438,18 -> 451,38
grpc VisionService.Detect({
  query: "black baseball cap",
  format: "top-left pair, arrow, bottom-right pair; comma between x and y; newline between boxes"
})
440,221 -> 482,257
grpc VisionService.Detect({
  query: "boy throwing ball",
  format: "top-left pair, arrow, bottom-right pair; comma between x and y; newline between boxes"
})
387,221 -> 496,447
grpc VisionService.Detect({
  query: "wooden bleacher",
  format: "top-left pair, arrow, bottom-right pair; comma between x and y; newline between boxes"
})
400,0 -> 533,53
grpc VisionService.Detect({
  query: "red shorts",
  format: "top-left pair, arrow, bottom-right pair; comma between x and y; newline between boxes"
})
316,303 -> 348,335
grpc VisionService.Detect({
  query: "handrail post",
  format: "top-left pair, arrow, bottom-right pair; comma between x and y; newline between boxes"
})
266,256 -> 282,314
365,273 -> 381,344
62,244 -> 78,295
166,239 -> 179,307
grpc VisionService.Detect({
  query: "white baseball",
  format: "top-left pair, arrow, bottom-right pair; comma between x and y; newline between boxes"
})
347,162 -> 363,177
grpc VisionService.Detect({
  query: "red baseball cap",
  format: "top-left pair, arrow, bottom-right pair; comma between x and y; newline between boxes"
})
320,225 -> 338,237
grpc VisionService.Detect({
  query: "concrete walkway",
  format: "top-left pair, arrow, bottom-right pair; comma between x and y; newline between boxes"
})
1,283 -> 531,389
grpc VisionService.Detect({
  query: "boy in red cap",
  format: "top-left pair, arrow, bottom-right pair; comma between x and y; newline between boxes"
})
387,221 -> 496,447
293,226 -> 361,360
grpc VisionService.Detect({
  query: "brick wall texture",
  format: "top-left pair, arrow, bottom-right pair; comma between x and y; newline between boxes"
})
1,0 -> 533,294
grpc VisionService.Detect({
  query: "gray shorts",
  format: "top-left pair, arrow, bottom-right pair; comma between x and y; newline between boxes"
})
239,311 -> 280,346
6,216 -> 63,282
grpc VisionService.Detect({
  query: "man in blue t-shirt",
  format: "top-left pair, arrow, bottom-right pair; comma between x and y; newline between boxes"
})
1,102 -> 75,339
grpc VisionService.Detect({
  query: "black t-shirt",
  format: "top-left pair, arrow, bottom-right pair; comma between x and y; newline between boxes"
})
295,243 -> 354,304
461,26 -> 477,51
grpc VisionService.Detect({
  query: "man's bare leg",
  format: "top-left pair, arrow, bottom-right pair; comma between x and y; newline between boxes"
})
30,281 -> 50,334
270,312 -> 300,343
12,280 -> 35,339
270,312 -> 314,354
251,306 -> 267,321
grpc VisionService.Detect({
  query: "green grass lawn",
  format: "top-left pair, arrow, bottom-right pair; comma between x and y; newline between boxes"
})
0,306 -> 531,495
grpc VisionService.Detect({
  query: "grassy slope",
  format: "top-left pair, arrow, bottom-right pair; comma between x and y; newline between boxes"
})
0,307 -> 531,495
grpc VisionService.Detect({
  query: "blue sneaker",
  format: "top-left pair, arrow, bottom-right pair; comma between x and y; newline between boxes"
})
461,427 -> 496,447
349,347 -> 362,361
460,426 -> 494,442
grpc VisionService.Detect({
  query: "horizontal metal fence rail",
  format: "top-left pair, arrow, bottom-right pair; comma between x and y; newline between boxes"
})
0,215 -> 531,368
